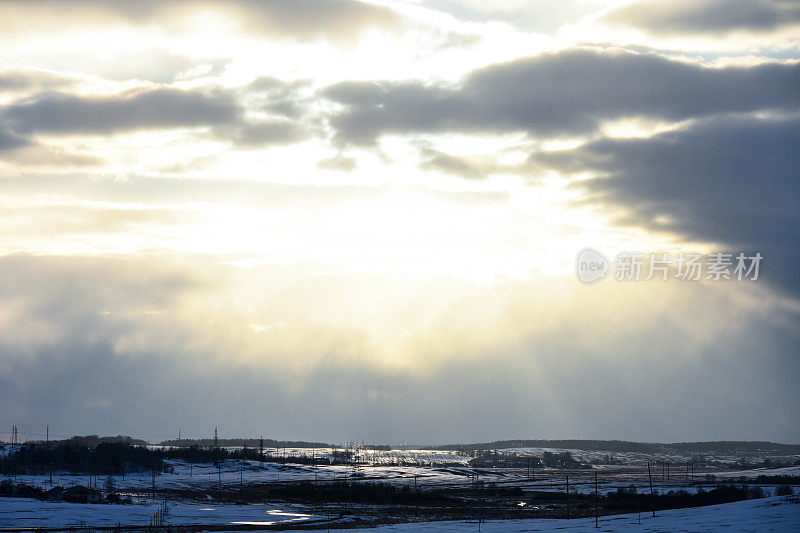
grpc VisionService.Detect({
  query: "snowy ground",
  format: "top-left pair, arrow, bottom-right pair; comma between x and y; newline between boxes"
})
712,465 -> 800,479
333,496 -> 800,532
2,444 -> 798,529
1,492 -> 797,530
4,455 -> 798,501
0,498 -> 319,528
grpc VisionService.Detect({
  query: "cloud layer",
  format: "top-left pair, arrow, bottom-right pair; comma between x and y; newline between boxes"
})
2,254 -> 798,442
603,0 -> 800,35
324,49 -> 800,144
540,114 -> 800,293
0,0 -> 399,41
4,88 -> 240,136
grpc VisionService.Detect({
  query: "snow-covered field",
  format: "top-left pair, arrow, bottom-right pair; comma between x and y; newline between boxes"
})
333,496 -> 800,532
0,498 -> 318,528
4,454 -> 798,499
3,460 -> 497,495
1,492 -> 797,530
712,465 -> 800,479
2,443 -> 798,530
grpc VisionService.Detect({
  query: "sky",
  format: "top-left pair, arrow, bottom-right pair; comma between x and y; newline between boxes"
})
1,0 -> 799,445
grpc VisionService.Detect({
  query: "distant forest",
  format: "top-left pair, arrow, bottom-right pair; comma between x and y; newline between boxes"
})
157,438 -> 391,450
157,438 -> 333,449
28,435 -> 149,448
435,440 -> 800,455
1,439 -> 338,476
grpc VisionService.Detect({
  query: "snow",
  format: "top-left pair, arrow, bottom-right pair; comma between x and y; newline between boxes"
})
712,465 -> 800,479
2,445 -> 797,529
1,493 -> 796,530
332,496 -> 800,532
2,459 -> 506,494
4,456 -> 796,501
0,498 -> 318,528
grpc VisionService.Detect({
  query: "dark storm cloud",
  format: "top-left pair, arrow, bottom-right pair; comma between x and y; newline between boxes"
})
603,0 -> 800,35
0,126 -> 29,152
540,114 -> 800,293
323,49 -> 800,144
0,0 -> 399,42
0,70 -> 75,93
0,84 -> 315,151
3,88 -> 241,136
0,115 -> 101,165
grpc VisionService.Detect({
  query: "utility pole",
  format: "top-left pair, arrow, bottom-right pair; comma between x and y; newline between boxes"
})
647,462 -> 655,517
638,498 -> 641,525
259,436 -> 264,463
214,425 -> 220,493
594,473 -> 599,528
46,425 -> 49,446
566,475 -> 570,519
478,478 -> 483,532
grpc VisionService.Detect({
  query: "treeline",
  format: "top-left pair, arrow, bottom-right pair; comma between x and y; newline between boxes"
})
1,440 -> 361,475
161,445 -> 333,465
602,484 -> 769,514
27,435 -> 149,448
0,442 -> 162,476
666,441 -> 800,455
158,438 -> 391,451
468,450 -> 590,469
437,439 -> 800,455
158,438 -> 332,449
518,484 -> 770,519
